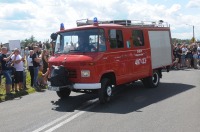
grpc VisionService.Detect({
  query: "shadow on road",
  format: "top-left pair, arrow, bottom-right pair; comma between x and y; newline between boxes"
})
90,82 -> 195,114
51,82 -> 195,114
0,90 -> 29,102
51,93 -> 97,112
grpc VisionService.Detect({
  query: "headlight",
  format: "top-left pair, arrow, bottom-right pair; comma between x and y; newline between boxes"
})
81,70 -> 90,77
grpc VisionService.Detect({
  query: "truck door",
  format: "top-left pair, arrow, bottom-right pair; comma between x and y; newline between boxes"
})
132,29 -> 150,77
108,29 -> 127,83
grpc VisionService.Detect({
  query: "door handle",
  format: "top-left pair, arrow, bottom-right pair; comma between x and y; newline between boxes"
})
103,57 -> 107,60
115,56 -> 121,59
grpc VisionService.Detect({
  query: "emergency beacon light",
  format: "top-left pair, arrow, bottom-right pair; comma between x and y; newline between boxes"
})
93,17 -> 98,26
60,23 -> 65,30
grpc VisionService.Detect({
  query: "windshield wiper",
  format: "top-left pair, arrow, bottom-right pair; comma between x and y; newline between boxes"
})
69,50 -> 80,52
55,51 -> 62,54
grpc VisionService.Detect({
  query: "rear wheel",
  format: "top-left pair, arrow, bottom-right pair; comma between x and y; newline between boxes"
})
98,78 -> 113,104
142,70 -> 160,88
56,88 -> 71,99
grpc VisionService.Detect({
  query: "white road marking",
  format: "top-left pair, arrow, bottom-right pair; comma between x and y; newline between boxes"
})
45,101 -> 98,132
32,98 -> 98,132
32,113 -> 72,132
45,111 -> 85,132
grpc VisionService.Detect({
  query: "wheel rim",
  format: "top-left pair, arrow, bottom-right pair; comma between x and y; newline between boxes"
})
106,86 -> 112,97
152,72 -> 159,85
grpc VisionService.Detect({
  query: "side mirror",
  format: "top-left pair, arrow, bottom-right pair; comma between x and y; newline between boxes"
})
50,33 -> 58,41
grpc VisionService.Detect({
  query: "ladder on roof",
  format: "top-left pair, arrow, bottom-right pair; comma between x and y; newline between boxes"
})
76,19 -> 169,27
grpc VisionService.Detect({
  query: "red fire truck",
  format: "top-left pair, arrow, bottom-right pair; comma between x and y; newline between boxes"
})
48,18 -> 172,103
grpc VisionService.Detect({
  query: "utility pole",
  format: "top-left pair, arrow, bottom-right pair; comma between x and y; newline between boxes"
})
186,24 -> 195,43
193,25 -> 195,43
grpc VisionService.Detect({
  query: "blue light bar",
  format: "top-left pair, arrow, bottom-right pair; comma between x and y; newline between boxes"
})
60,23 -> 65,30
93,17 -> 98,23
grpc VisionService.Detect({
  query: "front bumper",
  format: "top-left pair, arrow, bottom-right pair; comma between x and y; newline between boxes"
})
48,82 -> 101,91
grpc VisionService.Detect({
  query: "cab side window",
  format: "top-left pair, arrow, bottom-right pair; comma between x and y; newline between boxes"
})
109,30 -> 124,49
132,30 -> 144,47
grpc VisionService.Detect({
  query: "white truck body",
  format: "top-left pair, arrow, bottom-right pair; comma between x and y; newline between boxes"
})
149,31 -> 172,69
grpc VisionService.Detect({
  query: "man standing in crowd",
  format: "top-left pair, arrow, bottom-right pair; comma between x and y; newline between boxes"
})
24,47 -> 29,59
0,47 -> 13,96
172,43 -> 182,69
32,46 -> 41,89
181,44 -> 188,67
11,48 -> 24,92
27,50 -> 34,87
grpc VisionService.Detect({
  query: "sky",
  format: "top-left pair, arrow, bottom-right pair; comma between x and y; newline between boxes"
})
0,0 -> 200,43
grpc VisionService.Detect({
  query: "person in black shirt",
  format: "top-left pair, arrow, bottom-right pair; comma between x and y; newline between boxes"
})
185,46 -> 193,68
32,46 -> 41,88
41,49 -> 48,74
172,43 -> 182,69
0,47 -> 14,95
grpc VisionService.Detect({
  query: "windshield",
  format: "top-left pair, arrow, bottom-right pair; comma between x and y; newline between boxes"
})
55,29 -> 106,53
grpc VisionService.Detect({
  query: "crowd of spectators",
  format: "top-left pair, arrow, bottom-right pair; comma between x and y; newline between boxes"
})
172,42 -> 200,70
0,40 -> 200,97
0,43 -> 50,97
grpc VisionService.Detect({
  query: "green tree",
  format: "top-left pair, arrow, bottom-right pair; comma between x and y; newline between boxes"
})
172,38 -> 191,44
191,37 -> 196,43
21,35 -> 38,48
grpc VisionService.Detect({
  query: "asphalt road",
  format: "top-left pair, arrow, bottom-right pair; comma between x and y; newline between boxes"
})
0,69 -> 200,132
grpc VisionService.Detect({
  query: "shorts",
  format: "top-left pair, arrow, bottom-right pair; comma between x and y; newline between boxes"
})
181,54 -> 186,59
174,58 -> 180,63
2,70 -> 12,85
37,76 -> 44,85
14,71 -> 23,83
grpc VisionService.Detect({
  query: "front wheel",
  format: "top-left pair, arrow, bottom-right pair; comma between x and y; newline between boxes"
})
56,88 -> 71,99
142,70 -> 160,88
98,78 -> 113,104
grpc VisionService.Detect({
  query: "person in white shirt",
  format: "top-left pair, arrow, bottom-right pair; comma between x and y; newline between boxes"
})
11,48 -> 24,92
181,44 -> 188,67
27,50 -> 34,87
24,47 -> 30,67
24,47 -> 29,59
197,43 -> 200,54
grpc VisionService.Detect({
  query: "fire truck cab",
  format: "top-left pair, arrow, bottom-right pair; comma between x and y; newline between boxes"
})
48,18 -> 172,103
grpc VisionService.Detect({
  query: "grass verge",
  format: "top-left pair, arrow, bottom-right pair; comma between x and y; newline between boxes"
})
0,70 -> 41,102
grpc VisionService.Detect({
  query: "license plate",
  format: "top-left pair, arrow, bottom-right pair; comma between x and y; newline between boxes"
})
48,85 -> 60,91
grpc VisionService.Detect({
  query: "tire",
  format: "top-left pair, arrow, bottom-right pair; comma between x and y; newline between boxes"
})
56,88 -> 71,99
142,70 -> 160,88
98,78 -> 112,104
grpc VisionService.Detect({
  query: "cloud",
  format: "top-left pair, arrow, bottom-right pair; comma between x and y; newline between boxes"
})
166,4 -> 181,15
186,0 -> 200,8
0,2 -> 34,20
0,0 -> 23,3
0,0 -> 200,43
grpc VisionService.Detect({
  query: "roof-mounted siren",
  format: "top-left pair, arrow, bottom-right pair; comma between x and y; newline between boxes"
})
158,20 -> 164,27
60,23 -> 65,31
93,17 -> 98,26
109,20 -> 132,26
152,21 -> 156,27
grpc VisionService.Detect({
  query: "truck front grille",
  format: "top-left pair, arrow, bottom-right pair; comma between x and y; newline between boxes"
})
68,69 -> 77,78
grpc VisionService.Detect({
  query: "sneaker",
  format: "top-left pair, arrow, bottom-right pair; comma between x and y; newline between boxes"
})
33,85 -> 41,91
6,93 -> 14,98
15,90 -> 19,93
33,85 -> 38,89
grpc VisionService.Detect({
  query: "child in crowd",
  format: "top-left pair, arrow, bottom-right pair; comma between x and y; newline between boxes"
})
37,65 -> 49,88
